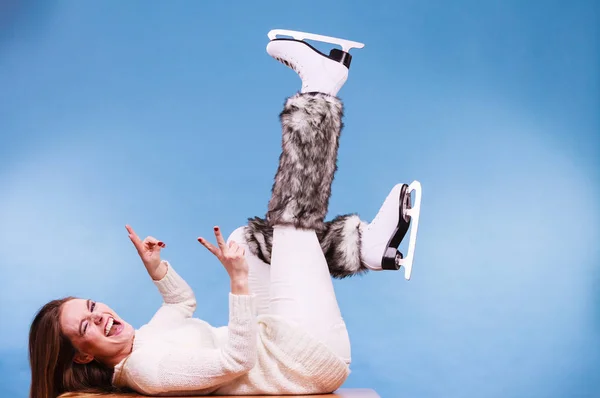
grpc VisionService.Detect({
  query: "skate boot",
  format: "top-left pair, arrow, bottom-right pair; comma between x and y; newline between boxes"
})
361,181 -> 422,280
266,29 -> 365,96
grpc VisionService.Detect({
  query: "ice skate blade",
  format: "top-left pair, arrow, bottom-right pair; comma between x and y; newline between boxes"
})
268,29 -> 365,53
397,181 -> 422,280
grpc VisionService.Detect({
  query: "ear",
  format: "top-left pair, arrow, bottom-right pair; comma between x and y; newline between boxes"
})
73,352 -> 94,364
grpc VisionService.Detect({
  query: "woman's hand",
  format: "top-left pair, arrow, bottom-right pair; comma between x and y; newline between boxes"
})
126,224 -> 167,280
198,226 -> 249,295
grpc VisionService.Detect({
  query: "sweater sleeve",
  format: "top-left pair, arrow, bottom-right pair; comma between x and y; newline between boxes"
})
126,294 -> 258,395
147,261 -> 197,327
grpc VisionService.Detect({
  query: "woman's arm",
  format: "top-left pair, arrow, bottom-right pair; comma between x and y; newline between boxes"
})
125,225 -> 197,324
147,261 -> 197,325
119,226 -> 257,393
123,293 -> 257,395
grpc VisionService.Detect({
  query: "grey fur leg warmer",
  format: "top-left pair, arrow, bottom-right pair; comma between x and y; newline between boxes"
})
245,214 -> 370,279
266,92 -> 344,230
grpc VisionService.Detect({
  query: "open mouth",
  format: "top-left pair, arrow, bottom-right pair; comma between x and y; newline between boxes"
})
104,316 -> 123,337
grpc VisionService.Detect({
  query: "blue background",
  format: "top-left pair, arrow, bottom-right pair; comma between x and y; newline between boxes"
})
1,1 -> 598,397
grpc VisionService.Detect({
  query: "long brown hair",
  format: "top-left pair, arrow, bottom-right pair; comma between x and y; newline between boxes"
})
28,297 -> 131,398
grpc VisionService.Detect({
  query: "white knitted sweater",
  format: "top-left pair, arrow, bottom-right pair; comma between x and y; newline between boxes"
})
112,262 -> 350,396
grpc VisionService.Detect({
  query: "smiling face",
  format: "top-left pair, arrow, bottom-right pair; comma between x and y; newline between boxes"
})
59,299 -> 134,367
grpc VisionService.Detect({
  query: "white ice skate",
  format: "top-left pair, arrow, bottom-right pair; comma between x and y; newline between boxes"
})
361,181 -> 422,280
266,29 -> 365,96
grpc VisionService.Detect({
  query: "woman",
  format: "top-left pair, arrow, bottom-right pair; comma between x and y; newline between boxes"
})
29,36 -> 415,397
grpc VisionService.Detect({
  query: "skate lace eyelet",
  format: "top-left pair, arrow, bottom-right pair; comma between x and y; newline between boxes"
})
277,55 -> 302,78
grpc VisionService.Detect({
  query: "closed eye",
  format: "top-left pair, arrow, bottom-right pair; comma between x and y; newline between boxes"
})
81,300 -> 97,335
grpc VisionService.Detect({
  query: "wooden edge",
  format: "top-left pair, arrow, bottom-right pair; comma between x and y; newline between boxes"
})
59,388 -> 380,397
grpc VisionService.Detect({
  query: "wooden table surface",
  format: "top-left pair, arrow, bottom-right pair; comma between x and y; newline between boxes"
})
60,388 -> 380,398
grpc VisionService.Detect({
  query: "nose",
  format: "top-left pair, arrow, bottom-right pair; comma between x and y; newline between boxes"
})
91,313 -> 103,324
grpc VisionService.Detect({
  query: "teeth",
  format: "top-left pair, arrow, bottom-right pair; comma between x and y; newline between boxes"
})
105,317 -> 114,337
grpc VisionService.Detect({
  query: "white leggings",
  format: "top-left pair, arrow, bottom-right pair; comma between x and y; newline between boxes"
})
228,225 -> 351,364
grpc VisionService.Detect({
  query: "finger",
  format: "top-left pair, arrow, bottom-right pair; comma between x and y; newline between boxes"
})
198,237 -> 220,257
125,225 -> 144,253
213,226 -> 227,252
227,240 -> 244,256
145,236 -> 158,244
236,245 -> 245,256
144,236 -> 166,249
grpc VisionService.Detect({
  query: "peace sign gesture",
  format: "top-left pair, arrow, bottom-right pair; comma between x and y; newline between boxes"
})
198,226 -> 249,281
126,224 -> 167,279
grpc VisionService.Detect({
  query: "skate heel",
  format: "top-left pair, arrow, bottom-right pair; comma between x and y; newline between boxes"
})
382,247 -> 402,270
329,48 -> 353,69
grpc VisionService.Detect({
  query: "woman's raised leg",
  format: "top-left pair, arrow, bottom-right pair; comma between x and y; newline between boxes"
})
258,36 -> 353,362
270,225 -> 351,364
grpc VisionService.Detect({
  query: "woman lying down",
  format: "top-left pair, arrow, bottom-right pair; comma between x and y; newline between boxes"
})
28,36 -> 417,398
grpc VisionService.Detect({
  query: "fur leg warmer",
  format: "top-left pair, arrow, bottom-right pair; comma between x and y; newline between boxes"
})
266,92 -> 344,230
245,214 -> 370,279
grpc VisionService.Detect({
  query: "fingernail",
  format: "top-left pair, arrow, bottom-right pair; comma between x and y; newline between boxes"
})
214,226 -> 219,231
158,241 -> 165,247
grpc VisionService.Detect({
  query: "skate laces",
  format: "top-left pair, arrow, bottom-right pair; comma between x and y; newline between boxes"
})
274,55 -> 308,89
